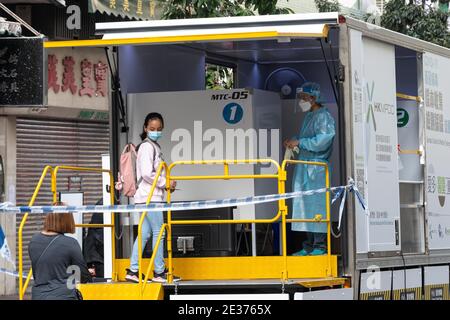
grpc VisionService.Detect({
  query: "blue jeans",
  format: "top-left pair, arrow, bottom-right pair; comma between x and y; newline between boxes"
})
130,211 -> 165,274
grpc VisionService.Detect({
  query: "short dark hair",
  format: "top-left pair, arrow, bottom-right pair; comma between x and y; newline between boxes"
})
43,201 -> 75,234
140,112 -> 164,140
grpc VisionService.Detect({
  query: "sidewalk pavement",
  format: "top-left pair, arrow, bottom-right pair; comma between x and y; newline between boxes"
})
0,294 -> 30,300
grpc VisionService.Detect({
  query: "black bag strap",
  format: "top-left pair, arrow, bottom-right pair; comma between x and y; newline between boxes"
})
35,234 -> 62,267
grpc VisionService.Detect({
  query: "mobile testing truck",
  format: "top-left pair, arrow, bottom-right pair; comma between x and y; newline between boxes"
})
17,12 -> 450,300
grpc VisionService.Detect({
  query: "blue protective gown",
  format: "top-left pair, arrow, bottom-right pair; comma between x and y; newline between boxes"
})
291,106 -> 336,233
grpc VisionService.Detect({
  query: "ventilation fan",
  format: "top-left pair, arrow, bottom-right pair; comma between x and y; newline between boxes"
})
264,67 -> 306,99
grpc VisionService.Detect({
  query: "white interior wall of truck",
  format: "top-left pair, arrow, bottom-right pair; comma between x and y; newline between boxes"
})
350,29 -> 401,254
394,45 -> 450,254
127,89 -> 281,221
117,30 -> 344,256
395,46 -> 425,255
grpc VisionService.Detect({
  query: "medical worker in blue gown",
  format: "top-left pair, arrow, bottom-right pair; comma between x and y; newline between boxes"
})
283,82 -> 336,256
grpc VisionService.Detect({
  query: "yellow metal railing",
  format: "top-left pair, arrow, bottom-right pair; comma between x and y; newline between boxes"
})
166,159 -> 283,283
167,159 -> 282,226
396,92 -> 422,102
18,165 -> 55,300
137,161 -> 168,296
18,165 -> 115,300
52,166 -> 116,280
135,158 -> 333,288
281,159 -> 332,277
136,158 -> 284,290
20,159 -> 333,298
141,223 -> 168,296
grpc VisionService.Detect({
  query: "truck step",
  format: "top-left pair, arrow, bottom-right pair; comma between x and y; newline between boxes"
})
77,282 -> 164,300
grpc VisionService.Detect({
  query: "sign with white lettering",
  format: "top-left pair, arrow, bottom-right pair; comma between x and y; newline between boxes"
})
350,30 -> 369,254
352,34 -> 401,254
0,37 -> 45,106
363,38 -> 401,253
423,52 -> 450,250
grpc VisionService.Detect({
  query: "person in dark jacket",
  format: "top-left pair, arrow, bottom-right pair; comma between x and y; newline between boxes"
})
83,202 -> 104,278
28,205 -> 91,300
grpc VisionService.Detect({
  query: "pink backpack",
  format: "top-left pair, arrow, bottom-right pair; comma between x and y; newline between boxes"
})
115,140 -> 156,197
115,144 -> 138,197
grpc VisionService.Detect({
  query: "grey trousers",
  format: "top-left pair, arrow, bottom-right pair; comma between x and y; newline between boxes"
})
302,232 -> 327,252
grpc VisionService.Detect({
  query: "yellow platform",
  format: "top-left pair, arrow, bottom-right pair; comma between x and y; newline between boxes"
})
115,255 -> 338,281
77,282 -> 164,300
76,256 -> 339,300
296,277 -> 346,288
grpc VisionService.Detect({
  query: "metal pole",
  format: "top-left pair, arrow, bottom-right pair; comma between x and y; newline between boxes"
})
110,172 -> 116,280
251,224 -> 257,257
326,165 -> 332,277
167,174 -> 173,283
0,3 -> 41,36
279,169 -> 288,281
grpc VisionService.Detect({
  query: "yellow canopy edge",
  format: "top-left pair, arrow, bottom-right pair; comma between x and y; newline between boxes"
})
44,25 -> 329,49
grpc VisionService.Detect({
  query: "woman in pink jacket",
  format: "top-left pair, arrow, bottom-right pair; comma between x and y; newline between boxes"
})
125,112 -> 179,283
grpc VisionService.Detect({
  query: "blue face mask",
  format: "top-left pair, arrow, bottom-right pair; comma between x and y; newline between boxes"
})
147,131 -> 162,141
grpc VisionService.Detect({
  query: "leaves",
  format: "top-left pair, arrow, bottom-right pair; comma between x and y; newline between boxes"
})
313,0 -> 449,48
315,0 -> 340,13
381,0 -> 450,48
158,0 -> 293,19
205,64 -> 234,90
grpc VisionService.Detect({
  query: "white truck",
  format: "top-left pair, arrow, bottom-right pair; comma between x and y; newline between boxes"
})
42,12 -> 450,300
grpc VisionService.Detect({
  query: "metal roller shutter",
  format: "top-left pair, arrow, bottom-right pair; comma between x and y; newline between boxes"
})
15,117 -> 109,274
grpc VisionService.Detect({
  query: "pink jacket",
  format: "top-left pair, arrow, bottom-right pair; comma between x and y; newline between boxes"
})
134,140 -> 166,204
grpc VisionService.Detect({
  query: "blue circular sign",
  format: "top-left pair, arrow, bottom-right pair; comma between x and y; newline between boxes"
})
222,103 -> 243,124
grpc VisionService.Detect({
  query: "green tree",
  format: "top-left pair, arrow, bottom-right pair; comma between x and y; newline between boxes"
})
381,0 -> 450,48
313,0 -> 450,48
315,0 -> 340,13
159,0 -> 293,19
205,64 -> 234,90
314,0 -> 365,20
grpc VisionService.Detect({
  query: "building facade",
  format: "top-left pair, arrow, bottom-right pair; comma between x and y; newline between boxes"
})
0,0 -> 130,296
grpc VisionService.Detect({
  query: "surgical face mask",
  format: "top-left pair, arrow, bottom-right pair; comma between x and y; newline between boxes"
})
298,99 -> 312,112
147,131 -> 162,141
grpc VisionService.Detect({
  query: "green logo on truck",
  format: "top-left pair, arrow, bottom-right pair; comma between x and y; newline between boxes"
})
397,108 -> 409,127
